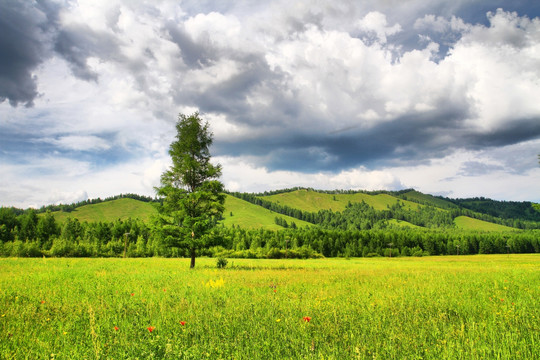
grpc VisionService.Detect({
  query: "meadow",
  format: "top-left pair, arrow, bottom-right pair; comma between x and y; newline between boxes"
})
1,255 -> 538,359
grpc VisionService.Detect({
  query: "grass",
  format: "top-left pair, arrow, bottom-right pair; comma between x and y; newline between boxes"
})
387,218 -> 422,228
1,255 -> 538,359
261,189 -> 422,212
47,198 -> 157,223
454,216 -> 517,231
220,195 -> 312,229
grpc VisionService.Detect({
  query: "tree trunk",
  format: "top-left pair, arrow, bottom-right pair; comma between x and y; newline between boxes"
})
190,248 -> 196,268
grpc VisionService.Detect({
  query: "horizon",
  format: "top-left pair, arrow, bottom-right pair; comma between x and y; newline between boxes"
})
5,187 -> 538,211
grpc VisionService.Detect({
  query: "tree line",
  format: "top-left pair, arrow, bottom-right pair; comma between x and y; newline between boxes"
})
1,205 -> 538,258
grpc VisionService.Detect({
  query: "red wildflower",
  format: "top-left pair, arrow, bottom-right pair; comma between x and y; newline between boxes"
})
303,316 -> 311,322
273,289 -> 277,293
163,289 -> 166,292
147,326 -> 155,333
131,293 -> 135,296
500,299 -> 504,302
40,300 -> 46,304
114,326 -> 119,331
179,321 -> 186,326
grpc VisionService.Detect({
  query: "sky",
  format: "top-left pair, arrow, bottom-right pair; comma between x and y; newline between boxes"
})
1,0 -> 540,209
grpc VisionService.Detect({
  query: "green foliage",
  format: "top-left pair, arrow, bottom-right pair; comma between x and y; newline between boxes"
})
216,256 -> 228,268
0,207 -> 18,242
450,197 -> 540,222
155,113 -> 225,267
2,188 -> 540,259
36,211 -> 59,245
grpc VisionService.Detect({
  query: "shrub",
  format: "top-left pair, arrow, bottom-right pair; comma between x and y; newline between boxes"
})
216,257 -> 228,268
365,252 -> 381,258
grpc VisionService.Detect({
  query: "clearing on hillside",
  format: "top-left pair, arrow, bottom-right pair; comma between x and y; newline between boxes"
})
46,198 -> 157,223
454,216 -> 516,231
220,195 -> 312,229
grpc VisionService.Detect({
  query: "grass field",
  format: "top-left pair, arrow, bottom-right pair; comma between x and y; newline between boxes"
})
262,189 -> 422,212
1,255 -> 538,359
454,216 -> 516,231
220,195 -> 312,229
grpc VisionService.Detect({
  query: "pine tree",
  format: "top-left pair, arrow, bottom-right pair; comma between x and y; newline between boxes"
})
155,112 -> 225,268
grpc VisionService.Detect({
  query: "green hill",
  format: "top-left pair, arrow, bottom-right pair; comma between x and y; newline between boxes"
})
38,189 -> 537,233
399,190 -> 458,209
220,195 -> 311,230
48,198 -> 157,223
260,189 -> 422,212
454,216 -> 516,231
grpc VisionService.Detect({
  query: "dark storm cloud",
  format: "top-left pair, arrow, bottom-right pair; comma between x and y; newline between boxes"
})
465,118 -> 540,149
214,94 -> 473,172
0,0 -> 121,105
215,100 -> 540,174
0,1 -> 57,106
0,0 -> 133,109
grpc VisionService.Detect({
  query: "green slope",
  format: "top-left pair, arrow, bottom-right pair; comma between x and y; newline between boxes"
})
49,198 -> 158,223
454,216 -> 516,231
260,189 -> 422,212
40,190 -> 532,233
399,190 -> 458,209
220,195 -> 311,230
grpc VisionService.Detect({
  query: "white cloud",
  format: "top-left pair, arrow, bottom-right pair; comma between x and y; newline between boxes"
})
47,135 -> 111,151
414,14 -> 469,33
356,11 -> 402,43
0,155 -> 166,208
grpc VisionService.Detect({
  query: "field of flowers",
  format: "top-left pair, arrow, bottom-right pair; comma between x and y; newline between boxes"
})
0,255 -> 538,359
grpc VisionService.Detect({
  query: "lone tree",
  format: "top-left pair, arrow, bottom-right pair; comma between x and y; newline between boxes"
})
155,112 -> 225,268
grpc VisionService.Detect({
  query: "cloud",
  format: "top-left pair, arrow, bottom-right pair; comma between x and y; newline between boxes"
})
45,135 -> 112,152
0,1 -> 56,106
1,2 -> 540,207
0,153 -> 166,208
458,161 -> 505,176
218,157 -> 404,194
355,11 -> 402,43
208,8 -> 540,174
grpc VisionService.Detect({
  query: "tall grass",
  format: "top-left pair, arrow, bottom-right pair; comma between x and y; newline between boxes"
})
1,255 -> 538,359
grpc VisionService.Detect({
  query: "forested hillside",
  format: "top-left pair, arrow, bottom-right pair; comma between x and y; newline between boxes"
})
0,188 -> 539,258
